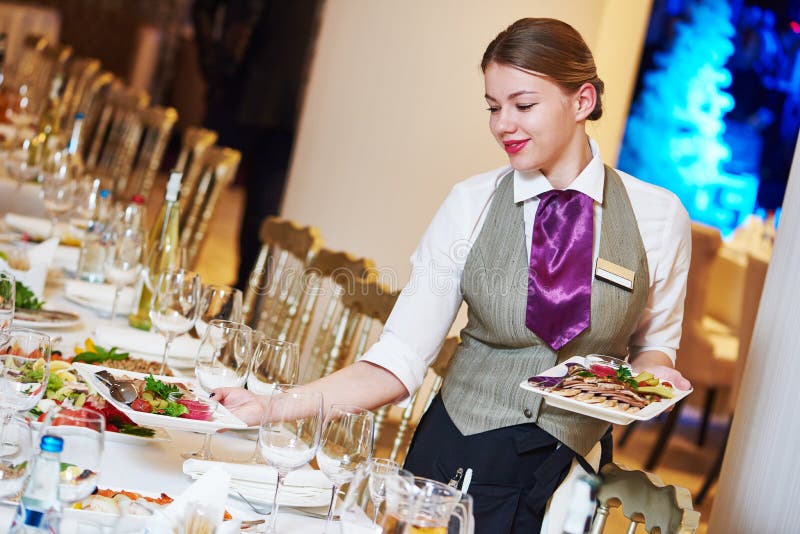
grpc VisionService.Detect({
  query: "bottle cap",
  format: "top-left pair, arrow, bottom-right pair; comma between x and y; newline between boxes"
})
131,194 -> 146,205
40,435 -> 64,453
74,112 -> 84,120
99,189 -> 111,199
165,170 -> 183,202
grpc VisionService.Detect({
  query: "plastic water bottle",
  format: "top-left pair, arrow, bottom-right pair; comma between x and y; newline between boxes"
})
10,434 -> 64,533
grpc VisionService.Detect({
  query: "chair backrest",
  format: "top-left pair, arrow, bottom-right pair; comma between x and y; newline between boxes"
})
122,105 -> 178,199
243,217 -> 324,335
378,336 -> 459,463
590,463 -> 701,534
11,35 -> 72,116
59,57 -> 101,133
74,70 -> 114,159
729,254 -> 769,410
304,276 -> 399,383
178,146 -> 241,268
174,127 -> 218,188
86,82 -> 150,190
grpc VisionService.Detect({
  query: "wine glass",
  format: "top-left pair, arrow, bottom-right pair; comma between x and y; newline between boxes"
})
339,462 -> 414,533
0,272 -> 15,343
184,319 -> 253,460
317,404 -> 374,533
4,137 -> 39,189
368,458 -> 400,525
104,225 -> 145,324
39,150 -> 75,238
0,416 -> 33,501
247,334 -> 300,395
258,387 -> 324,534
195,285 -> 243,340
45,406 -> 105,505
149,269 -> 201,375
0,330 -> 51,427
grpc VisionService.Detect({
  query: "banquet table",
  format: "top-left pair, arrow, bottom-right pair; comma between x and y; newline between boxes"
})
0,255 -> 331,532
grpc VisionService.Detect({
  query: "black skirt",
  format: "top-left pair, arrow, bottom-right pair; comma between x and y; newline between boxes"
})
404,395 -> 612,534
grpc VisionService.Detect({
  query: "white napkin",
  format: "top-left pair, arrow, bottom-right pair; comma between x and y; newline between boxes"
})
183,459 -> 332,505
0,237 -> 59,298
64,279 -> 134,314
163,465 -> 231,528
4,213 -> 52,240
93,324 -> 210,360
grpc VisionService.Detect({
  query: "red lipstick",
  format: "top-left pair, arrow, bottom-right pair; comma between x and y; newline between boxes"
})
503,139 -> 529,154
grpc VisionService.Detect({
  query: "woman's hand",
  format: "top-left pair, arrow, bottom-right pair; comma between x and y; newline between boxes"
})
630,350 -> 692,391
213,387 -> 267,426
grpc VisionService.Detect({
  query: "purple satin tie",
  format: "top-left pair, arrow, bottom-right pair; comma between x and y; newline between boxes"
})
526,189 -> 593,350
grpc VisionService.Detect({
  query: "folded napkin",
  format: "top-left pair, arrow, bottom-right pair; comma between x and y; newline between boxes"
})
93,324 -> 210,360
184,459 -> 333,508
0,237 -> 59,298
64,279 -> 135,315
164,465 -> 232,530
4,213 -> 52,240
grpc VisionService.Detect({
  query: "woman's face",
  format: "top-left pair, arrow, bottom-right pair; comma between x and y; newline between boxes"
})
484,61 -> 584,176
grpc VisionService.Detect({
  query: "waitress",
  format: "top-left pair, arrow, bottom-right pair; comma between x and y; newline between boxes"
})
216,17 -> 692,533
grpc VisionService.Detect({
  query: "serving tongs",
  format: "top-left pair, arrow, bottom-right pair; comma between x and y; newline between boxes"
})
94,370 -> 138,404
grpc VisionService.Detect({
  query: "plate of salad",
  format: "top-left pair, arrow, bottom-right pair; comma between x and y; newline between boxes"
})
72,363 -> 248,433
3,281 -> 81,329
520,355 -> 692,425
26,359 -> 171,444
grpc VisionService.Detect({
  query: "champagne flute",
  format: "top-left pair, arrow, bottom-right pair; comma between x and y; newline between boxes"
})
0,416 -> 33,500
149,269 -> 201,375
0,272 -> 15,343
195,285 -> 243,339
104,226 -> 144,325
339,462 -> 414,533
317,404 -> 374,533
39,150 -> 75,238
368,458 -> 400,525
258,387 -> 324,534
247,334 -> 300,395
185,319 -> 253,460
46,406 -> 105,504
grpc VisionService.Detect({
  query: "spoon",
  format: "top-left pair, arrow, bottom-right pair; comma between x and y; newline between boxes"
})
94,370 -> 138,404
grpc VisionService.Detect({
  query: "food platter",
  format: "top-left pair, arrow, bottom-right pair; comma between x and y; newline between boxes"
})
519,355 -> 692,425
13,308 -> 82,329
73,363 -> 248,433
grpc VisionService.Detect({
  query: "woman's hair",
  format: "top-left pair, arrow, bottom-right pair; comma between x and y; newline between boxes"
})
481,18 -> 604,120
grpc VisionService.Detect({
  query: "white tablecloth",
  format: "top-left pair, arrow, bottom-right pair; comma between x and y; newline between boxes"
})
0,271 -> 329,533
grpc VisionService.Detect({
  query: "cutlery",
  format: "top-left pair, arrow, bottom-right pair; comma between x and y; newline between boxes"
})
232,488 -> 338,521
94,370 -> 138,404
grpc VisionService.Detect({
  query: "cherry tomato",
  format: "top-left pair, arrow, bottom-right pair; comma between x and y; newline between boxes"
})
662,381 -> 673,388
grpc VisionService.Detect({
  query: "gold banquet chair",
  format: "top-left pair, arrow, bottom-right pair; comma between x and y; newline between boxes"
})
173,127 -> 218,189
376,336 -> 459,464
243,217 -> 323,336
590,463 -> 700,534
122,106 -> 179,199
73,71 -> 115,158
59,57 -> 101,133
178,146 -> 241,269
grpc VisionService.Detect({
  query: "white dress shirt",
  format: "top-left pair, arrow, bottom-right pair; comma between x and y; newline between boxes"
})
360,140 -> 692,396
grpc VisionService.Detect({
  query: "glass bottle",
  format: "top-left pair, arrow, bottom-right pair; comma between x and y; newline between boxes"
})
560,473 -> 601,534
76,188 -> 113,283
128,170 -> 183,331
10,434 -> 64,533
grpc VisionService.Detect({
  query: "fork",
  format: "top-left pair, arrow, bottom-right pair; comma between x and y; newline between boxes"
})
232,488 -> 340,521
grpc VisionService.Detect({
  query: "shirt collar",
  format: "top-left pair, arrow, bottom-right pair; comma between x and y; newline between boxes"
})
513,138 -> 605,204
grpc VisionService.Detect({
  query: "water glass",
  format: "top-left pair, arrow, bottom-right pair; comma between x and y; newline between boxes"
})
259,387 -> 324,534
317,404 -> 374,533
195,285 -> 243,340
0,329 -> 51,415
104,226 -> 144,324
0,272 -> 15,343
149,269 -> 201,375
39,150 -> 76,235
46,406 -> 105,504
0,416 -> 33,500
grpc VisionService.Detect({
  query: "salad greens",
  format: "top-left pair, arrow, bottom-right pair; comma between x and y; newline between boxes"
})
73,346 -> 129,364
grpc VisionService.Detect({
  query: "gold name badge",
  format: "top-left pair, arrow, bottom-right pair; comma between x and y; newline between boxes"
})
595,258 -> 635,291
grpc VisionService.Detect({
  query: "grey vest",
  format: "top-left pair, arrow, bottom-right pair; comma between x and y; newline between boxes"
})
441,166 -> 649,456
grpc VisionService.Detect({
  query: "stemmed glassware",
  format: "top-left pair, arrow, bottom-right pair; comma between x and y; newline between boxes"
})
0,416 -> 33,500
258,387 -> 324,534
39,149 -> 75,238
149,269 -> 201,375
316,404 -> 374,533
0,272 -> 15,343
4,137 -> 39,189
247,334 -> 300,395
0,329 -> 51,423
185,319 -> 253,460
195,285 -> 243,340
339,461 -> 413,533
45,406 -> 105,505
104,225 -> 145,325
368,458 -> 401,525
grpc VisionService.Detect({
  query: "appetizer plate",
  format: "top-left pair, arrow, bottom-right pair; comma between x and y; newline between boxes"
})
13,308 -> 82,329
72,363 -> 248,433
32,420 -> 171,446
519,355 -> 692,425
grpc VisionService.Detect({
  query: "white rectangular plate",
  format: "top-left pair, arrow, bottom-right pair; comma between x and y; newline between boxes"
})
72,363 -> 248,432
519,355 -> 692,425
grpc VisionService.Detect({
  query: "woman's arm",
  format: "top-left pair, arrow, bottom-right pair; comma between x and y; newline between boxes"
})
214,362 -> 408,426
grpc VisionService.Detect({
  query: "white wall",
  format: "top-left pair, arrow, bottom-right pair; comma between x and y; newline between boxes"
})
282,0 -> 652,285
